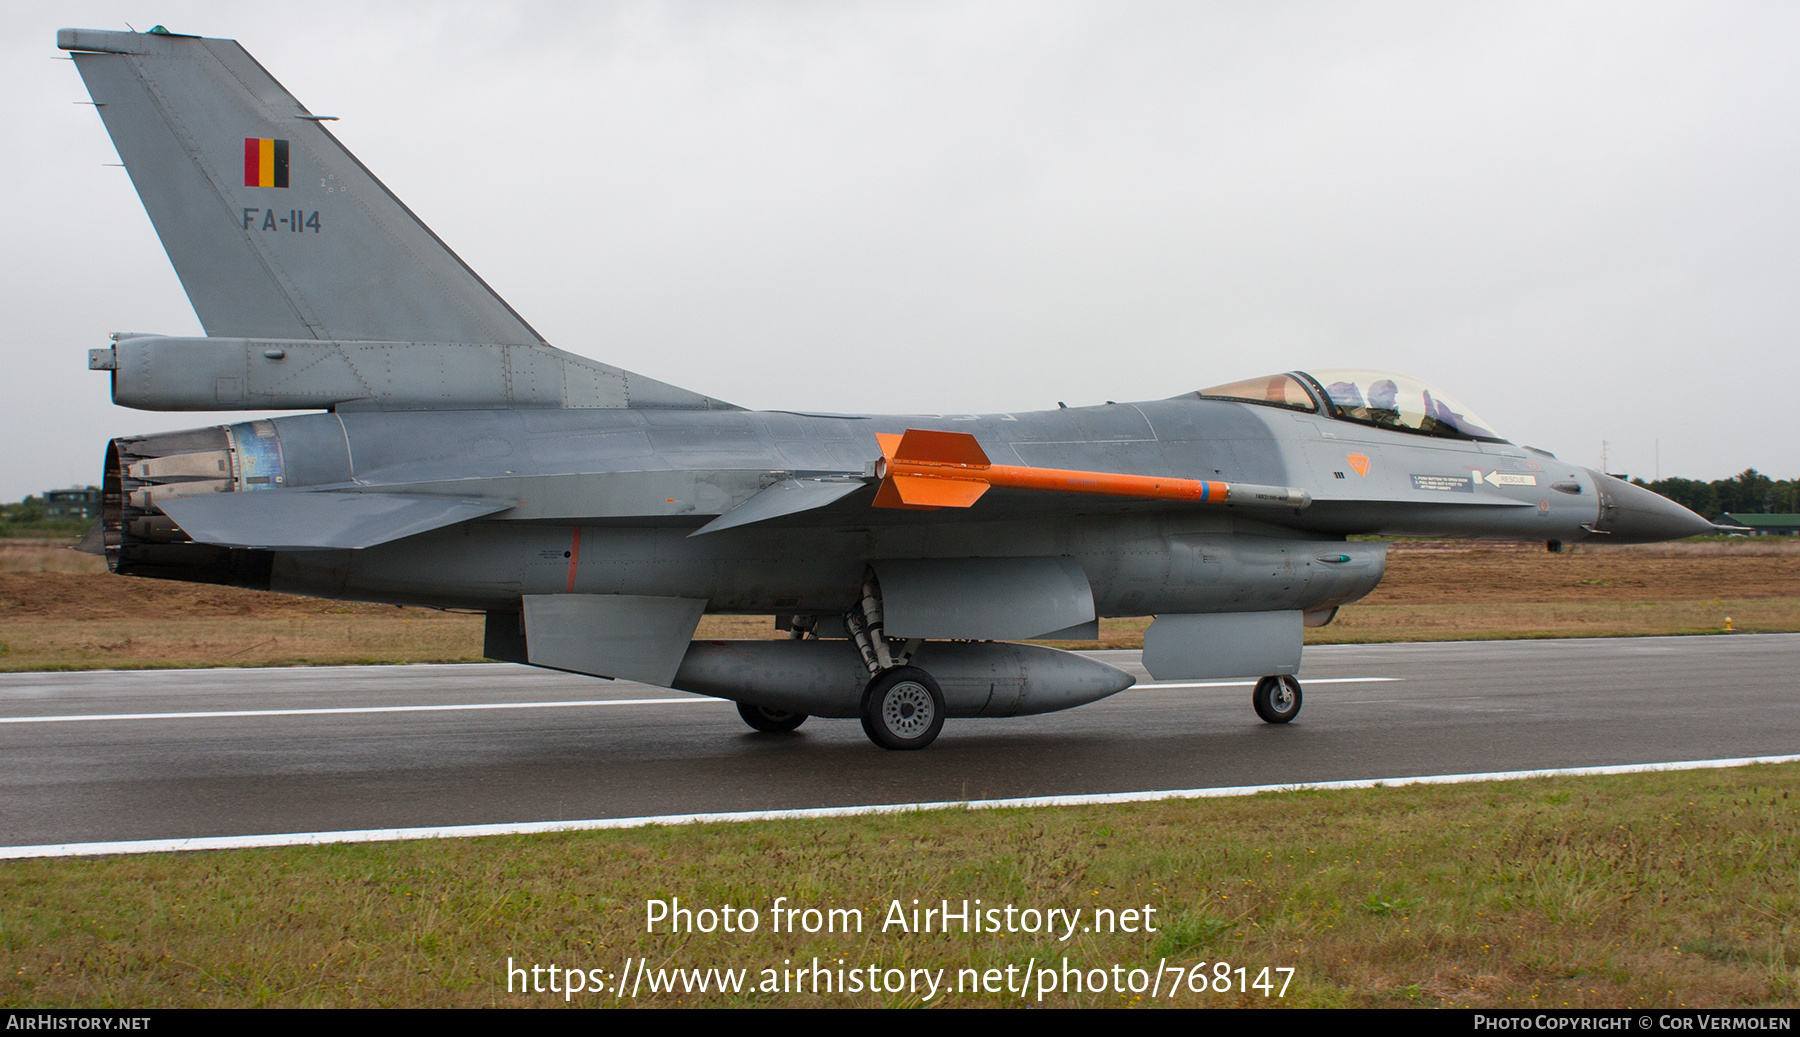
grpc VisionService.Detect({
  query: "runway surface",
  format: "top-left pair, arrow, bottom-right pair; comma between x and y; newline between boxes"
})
3,634 -> 1797,851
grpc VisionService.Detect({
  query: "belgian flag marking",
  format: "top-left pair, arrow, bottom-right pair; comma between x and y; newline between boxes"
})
242,138 -> 289,188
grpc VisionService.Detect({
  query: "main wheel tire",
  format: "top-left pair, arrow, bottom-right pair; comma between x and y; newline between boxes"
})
736,701 -> 807,733
1252,675 -> 1302,724
859,666 -> 946,750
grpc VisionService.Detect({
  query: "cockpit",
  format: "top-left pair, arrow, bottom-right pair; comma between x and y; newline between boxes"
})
1196,370 -> 1505,442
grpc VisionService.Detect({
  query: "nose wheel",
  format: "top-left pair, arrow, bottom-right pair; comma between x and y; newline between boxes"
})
1253,675 -> 1302,724
860,666 -> 945,750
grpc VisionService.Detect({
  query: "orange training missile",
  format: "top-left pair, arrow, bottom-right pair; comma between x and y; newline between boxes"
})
871,429 -> 1310,511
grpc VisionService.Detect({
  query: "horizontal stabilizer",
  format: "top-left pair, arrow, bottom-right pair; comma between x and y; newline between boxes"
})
96,336 -> 736,413
157,490 -> 513,550
689,476 -> 867,536
75,520 -> 106,556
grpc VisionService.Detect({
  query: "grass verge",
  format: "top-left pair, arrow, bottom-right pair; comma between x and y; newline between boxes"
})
3,763 -> 1796,1008
7,538 -> 1800,668
0,615 -> 487,671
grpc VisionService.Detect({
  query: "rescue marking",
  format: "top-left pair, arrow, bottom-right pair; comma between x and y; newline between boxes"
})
1477,469 -> 1538,487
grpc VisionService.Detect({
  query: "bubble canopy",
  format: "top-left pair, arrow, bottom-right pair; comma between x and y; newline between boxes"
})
1197,370 -> 1504,442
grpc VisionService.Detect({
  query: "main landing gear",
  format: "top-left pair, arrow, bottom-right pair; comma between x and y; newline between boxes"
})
1252,675 -> 1302,724
732,570 -> 946,748
838,569 -> 941,749
736,702 -> 807,733
859,666 -> 945,751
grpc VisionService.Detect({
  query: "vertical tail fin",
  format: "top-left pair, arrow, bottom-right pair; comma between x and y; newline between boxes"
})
60,27 -> 543,346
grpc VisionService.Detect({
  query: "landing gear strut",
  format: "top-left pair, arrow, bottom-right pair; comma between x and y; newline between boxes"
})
845,570 -> 938,750
1253,675 -> 1302,724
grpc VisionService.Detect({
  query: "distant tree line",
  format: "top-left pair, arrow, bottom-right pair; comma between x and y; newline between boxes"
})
0,496 -> 94,538
1,496 -> 46,523
1630,469 -> 1800,520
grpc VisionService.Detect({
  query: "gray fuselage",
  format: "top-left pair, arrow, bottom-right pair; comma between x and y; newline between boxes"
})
131,393 -> 1610,618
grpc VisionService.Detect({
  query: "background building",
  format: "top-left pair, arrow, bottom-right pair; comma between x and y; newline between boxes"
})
1721,513 -> 1800,536
42,486 -> 102,522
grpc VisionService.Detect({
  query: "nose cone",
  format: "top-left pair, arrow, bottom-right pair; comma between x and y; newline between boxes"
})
1585,470 -> 1716,543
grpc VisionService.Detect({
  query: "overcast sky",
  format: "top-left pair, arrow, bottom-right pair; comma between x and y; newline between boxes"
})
4,1 -> 1797,501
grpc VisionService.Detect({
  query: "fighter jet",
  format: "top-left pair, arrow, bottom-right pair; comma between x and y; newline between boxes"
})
60,27 -> 1716,749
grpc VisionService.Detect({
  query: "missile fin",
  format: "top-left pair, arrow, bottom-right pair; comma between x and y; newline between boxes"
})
889,474 -> 990,508
892,429 -> 990,467
873,476 -> 939,510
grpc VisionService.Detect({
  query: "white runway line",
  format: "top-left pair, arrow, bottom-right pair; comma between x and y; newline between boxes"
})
6,753 -> 1795,860
0,698 -> 711,725
0,677 -> 1399,724
1137,677 -> 1401,689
